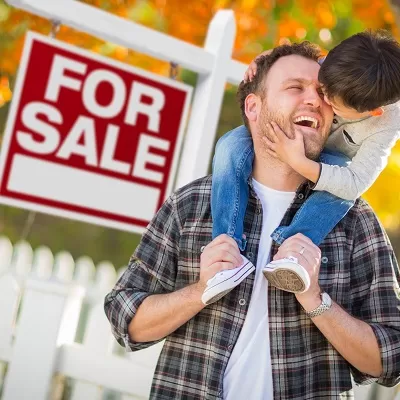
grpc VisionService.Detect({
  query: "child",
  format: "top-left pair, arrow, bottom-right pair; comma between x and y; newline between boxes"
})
201,30 -> 400,305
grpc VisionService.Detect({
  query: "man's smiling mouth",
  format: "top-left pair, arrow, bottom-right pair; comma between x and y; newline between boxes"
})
293,116 -> 319,129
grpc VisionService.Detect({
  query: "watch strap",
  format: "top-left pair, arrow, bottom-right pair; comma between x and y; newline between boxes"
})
304,292 -> 332,318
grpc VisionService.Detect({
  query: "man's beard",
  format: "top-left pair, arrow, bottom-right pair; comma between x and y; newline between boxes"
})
258,107 -> 327,161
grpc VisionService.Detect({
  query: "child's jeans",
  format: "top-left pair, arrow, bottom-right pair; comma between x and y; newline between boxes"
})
211,125 -> 354,250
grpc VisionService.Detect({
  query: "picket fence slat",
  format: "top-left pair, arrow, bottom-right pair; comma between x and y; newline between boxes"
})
57,344 -> 154,398
32,245 -> 54,280
70,302 -> 115,400
0,274 -> 20,358
0,236 -> 13,275
2,279 -> 80,400
11,240 -> 33,279
74,256 -> 96,287
54,251 -> 75,283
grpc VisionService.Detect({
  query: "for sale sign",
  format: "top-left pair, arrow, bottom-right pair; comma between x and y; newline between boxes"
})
0,32 -> 192,233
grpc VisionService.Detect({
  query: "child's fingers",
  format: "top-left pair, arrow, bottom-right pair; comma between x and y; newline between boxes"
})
262,135 -> 277,150
294,130 -> 305,144
243,68 -> 250,82
267,123 -> 279,143
245,49 -> 273,82
265,147 -> 278,158
250,63 -> 257,77
271,121 -> 286,140
294,130 -> 304,140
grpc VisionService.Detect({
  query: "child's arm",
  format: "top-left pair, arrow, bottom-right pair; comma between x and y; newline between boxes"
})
264,122 -> 399,201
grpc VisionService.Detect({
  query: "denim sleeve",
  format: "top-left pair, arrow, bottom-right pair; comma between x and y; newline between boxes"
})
349,205 -> 400,386
104,194 -> 180,351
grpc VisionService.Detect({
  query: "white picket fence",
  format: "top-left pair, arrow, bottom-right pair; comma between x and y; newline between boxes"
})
0,236 -> 164,400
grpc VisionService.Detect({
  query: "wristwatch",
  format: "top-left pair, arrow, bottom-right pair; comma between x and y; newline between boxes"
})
304,292 -> 332,318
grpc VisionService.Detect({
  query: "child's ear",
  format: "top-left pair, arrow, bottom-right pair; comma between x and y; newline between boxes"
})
370,107 -> 384,117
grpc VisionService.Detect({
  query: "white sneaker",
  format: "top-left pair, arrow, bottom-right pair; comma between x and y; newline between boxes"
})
201,255 -> 255,305
262,256 -> 310,294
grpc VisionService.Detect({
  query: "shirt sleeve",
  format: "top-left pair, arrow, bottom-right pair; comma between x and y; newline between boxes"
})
349,205 -> 400,386
313,130 -> 398,200
104,193 -> 181,351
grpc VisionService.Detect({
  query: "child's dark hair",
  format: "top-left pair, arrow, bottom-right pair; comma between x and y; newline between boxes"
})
319,30 -> 400,112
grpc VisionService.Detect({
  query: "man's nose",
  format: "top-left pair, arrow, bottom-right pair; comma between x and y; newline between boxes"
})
303,88 -> 322,107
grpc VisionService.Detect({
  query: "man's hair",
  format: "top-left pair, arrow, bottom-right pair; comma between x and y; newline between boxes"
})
319,30 -> 400,112
237,42 -> 321,129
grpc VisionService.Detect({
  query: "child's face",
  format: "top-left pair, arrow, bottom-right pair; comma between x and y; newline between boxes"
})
323,95 -> 371,120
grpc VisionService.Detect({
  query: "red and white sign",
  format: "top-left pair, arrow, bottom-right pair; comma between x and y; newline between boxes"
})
0,32 -> 192,233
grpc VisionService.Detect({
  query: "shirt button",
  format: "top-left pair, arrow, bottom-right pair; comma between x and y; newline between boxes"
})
333,118 -> 338,124
247,252 -> 253,259
321,256 -> 328,263
227,344 -> 233,350
239,298 -> 246,306
200,246 -> 205,253
298,193 -> 304,199
256,207 -> 262,214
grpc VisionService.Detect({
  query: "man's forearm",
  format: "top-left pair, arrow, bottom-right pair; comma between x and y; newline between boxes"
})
310,302 -> 382,377
128,282 -> 205,343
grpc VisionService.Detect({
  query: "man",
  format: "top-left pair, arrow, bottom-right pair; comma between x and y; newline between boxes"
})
104,42 -> 400,399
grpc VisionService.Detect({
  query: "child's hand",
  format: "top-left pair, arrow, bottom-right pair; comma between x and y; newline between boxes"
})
244,49 -> 273,82
262,121 -> 306,166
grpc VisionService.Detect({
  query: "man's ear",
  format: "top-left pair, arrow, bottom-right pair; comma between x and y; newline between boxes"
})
244,93 -> 261,123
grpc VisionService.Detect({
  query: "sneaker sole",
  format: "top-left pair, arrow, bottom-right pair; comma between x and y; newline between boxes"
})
202,262 -> 255,305
263,268 -> 307,293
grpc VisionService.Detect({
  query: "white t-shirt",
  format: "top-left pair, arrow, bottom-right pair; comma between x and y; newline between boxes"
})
223,178 -> 295,400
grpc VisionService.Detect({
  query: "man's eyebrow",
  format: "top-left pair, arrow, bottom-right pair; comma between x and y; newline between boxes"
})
282,78 -> 309,85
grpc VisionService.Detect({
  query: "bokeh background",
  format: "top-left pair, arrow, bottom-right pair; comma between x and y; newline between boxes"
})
0,0 -> 399,267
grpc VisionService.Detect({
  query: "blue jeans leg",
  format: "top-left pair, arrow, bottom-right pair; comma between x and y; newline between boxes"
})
271,149 -> 354,246
211,125 -> 254,251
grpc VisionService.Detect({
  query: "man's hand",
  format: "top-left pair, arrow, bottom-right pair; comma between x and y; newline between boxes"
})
196,234 -> 242,292
128,234 -> 241,343
273,233 -> 322,310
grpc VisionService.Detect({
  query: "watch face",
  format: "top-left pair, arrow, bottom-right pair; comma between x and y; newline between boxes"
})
322,292 -> 332,306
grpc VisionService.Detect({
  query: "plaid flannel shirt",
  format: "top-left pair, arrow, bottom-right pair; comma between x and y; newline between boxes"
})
104,175 -> 400,399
